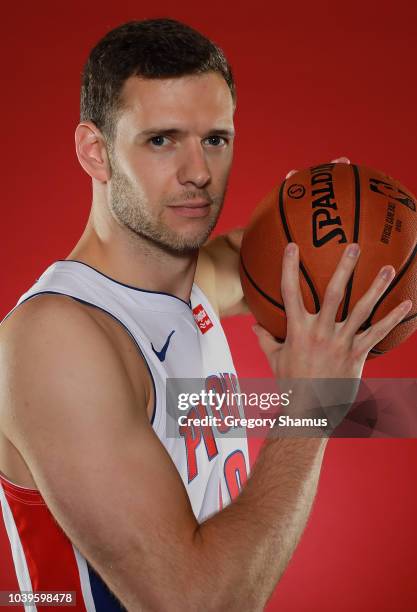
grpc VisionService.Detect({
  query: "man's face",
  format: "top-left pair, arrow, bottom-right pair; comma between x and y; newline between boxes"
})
107,72 -> 235,253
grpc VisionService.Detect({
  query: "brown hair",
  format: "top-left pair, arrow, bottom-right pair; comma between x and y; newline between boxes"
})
80,18 -> 235,143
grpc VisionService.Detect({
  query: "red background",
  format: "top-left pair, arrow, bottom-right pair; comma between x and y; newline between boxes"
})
1,1 -> 416,610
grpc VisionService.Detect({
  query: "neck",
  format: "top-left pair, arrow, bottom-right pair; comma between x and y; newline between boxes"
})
66,206 -> 198,303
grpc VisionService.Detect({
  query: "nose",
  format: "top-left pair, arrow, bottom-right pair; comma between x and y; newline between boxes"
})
177,140 -> 211,188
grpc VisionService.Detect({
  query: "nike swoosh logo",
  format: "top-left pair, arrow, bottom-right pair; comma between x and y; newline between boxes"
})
151,330 -> 176,362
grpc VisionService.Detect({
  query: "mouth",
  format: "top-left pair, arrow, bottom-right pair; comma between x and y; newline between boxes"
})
168,201 -> 211,218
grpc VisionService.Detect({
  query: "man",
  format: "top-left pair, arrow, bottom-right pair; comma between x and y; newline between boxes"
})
0,19 -> 411,611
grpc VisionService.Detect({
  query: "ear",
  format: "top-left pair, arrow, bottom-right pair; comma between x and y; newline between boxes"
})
75,122 -> 111,182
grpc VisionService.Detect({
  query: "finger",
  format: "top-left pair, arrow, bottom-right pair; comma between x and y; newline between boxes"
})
331,156 -> 351,164
286,159 -> 350,180
317,243 -> 360,331
253,324 -> 284,356
353,300 -> 412,356
281,243 -> 306,330
341,264 -> 396,337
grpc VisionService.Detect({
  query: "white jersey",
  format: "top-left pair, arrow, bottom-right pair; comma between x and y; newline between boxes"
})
2,259 -> 250,522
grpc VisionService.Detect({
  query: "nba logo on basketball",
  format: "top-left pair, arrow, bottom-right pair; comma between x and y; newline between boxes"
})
192,304 -> 213,334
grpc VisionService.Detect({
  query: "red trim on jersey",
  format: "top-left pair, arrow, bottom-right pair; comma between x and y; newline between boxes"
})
0,486 -> 22,605
0,474 -> 87,611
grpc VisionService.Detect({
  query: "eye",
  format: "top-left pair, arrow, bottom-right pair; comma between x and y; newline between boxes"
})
204,135 -> 227,147
149,135 -> 169,147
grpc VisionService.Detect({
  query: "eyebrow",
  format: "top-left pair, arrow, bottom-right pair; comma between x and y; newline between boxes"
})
137,127 -> 235,138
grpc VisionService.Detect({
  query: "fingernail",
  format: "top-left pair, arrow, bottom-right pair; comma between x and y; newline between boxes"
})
331,157 -> 350,164
347,244 -> 360,258
380,266 -> 395,281
286,243 -> 297,256
401,300 -> 412,312
252,324 -> 260,335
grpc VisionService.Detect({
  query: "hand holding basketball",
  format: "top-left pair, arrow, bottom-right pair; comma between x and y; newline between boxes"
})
253,242 -> 412,380
240,162 -> 417,356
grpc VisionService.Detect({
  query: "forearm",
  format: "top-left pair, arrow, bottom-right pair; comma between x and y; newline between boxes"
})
191,436 -> 328,611
107,436 -> 327,612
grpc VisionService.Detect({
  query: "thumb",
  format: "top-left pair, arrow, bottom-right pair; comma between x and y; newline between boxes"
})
252,324 -> 284,356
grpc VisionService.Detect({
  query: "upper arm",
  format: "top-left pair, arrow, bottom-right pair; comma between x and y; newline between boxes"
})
0,297 -> 198,610
195,228 -> 250,319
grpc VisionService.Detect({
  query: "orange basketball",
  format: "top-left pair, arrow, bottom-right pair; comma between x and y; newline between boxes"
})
240,162 -> 417,358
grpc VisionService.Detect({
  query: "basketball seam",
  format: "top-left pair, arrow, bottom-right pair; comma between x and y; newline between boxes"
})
278,177 -> 321,313
364,240 -> 417,329
341,164 -> 361,321
240,255 -> 285,311
399,310 -> 417,324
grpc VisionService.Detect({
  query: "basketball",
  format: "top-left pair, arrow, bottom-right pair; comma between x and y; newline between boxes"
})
240,162 -> 417,357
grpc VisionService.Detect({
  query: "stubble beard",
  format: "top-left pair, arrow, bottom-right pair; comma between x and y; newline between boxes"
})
108,163 -> 226,255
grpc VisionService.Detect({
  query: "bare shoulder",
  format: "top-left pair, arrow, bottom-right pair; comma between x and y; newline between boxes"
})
0,293 -> 101,340
0,294 -> 152,445
0,294 -> 152,391
0,295 -> 102,386
0,294 -> 121,383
